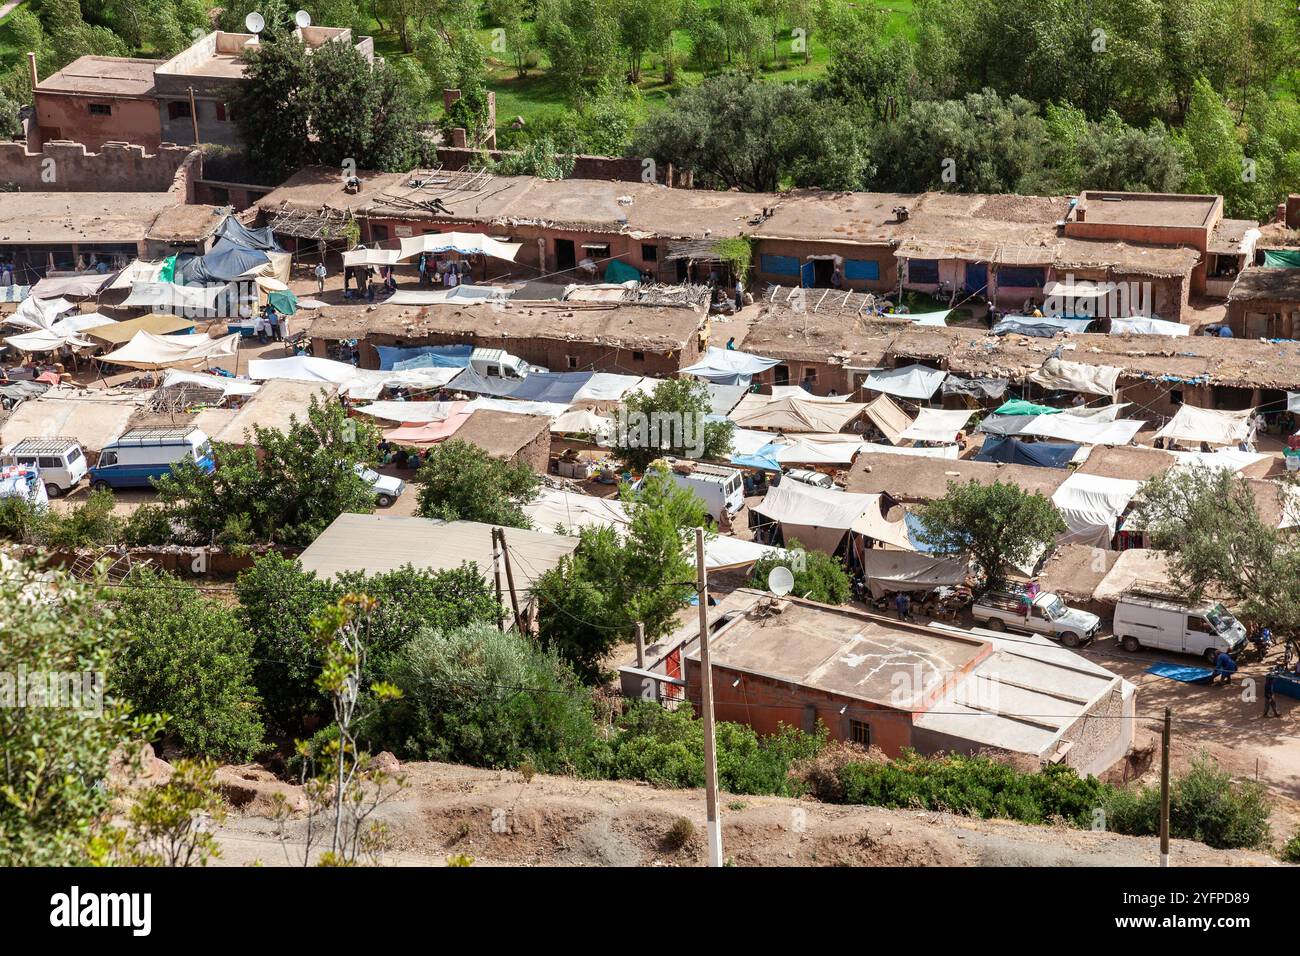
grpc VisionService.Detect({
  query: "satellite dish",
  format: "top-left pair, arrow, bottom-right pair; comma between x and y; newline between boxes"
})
294,9 -> 312,28
245,11 -> 266,34
767,566 -> 794,597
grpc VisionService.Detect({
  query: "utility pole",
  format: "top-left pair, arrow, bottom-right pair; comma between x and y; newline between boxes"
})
1159,707 -> 1171,868
635,621 -> 646,669
495,527 -> 524,634
186,86 -> 200,147
695,528 -> 722,867
491,528 -> 505,632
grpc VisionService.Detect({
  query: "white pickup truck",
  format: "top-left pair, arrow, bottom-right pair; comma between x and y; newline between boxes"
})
971,589 -> 1100,648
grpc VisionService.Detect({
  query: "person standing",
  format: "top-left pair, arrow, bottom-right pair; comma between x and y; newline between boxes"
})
1264,671 -> 1280,717
314,261 -> 327,294
894,591 -> 911,621
734,277 -> 744,311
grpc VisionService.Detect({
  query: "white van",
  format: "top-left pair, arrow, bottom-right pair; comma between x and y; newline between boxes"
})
647,457 -> 745,521
1,438 -> 88,497
469,347 -> 546,380
90,427 -> 214,490
1112,591 -> 1247,663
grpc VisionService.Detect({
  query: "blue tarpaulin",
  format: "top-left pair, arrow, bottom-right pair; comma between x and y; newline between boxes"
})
973,435 -> 1080,469
215,217 -> 283,252
992,315 -> 1095,337
175,240 -> 271,284
446,368 -> 594,402
1146,662 -> 1215,685
380,344 -> 474,371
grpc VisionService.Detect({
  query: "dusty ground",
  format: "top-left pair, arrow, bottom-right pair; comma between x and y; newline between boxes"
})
210,760 -> 1282,868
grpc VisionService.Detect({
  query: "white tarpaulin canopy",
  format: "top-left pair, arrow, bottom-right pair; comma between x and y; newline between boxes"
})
729,394 -> 866,433
1028,356 -> 1120,397
863,550 -> 969,599
353,401 -> 459,423
397,232 -> 522,262
680,346 -> 781,385
1020,413 -> 1145,446
863,364 -> 947,400
97,331 -> 240,370
752,481 -> 893,554
1169,448 -> 1269,474
887,310 -> 951,327
769,385 -> 850,402
1109,317 -> 1189,336
342,247 -> 403,267
898,408 -> 974,443
765,438 -> 863,465
1154,404 -> 1254,448
8,295 -> 73,330
860,441 -> 959,459
248,356 -> 461,401
1051,472 -> 1142,547
385,286 -> 510,305
162,369 -> 260,398
108,259 -> 166,290
4,312 -> 115,352
573,373 -> 655,402
29,272 -> 112,300
123,281 -> 231,310
550,408 -> 612,435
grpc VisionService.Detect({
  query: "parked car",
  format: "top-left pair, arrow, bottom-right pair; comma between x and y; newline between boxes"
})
469,347 -> 546,381
1,437 -> 87,497
1112,591 -> 1246,663
972,588 -> 1100,647
90,427 -> 213,490
356,464 -> 405,508
783,468 -> 834,489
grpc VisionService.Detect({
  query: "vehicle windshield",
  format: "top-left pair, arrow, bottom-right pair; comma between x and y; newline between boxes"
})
1206,603 -> 1236,633
1043,597 -> 1066,620
358,467 -> 378,483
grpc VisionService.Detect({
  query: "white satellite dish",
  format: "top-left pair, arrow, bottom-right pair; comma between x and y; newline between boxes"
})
294,9 -> 312,28
767,566 -> 794,597
245,11 -> 266,34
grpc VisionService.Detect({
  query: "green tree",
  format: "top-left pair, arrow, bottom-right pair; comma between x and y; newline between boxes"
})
414,438 -> 540,528
535,0 -> 623,100
613,377 -> 735,472
308,40 -> 422,171
913,479 -> 1065,590
155,395 -> 379,547
616,0 -> 681,82
0,557 -> 161,865
232,34 -> 313,182
533,465 -> 706,681
748,539 -> 851,604
412,0 -> 487,89
111,569 -> 265,762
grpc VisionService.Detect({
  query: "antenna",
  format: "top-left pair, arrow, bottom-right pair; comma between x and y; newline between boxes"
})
244,11 -> 265,34
766,565 -> 794,597
294,9 -> 312,28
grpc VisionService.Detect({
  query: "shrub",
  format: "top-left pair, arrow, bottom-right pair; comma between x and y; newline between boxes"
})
748,539 -> 851,605
1103,755 -> 1272,850
1281,832 -> 1300,863
663,816 -> 695,851
370,623 -> 610,774
110,569 -> 265,761
122,504 -> 179,547
0,495 -> 44,543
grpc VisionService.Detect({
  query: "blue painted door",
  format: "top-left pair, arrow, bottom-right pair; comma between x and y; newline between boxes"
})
800,261 -> 815,288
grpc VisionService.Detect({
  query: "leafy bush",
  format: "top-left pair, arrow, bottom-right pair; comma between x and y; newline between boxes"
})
370,623 -> 610,774
414,438 -> 539,529
833,752 -> 1106,826
1102,756 -> 1272,850
235,554 -> 502,735
748,539 -> 851,605
1281,832 -> 1300,863
110,569 -> 265,761
122,504 -> 179,547
610,702 -> 825,796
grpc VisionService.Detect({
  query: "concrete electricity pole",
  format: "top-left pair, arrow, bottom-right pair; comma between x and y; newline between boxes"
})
695,528 -> 722,867
1159,707 -> 1171,867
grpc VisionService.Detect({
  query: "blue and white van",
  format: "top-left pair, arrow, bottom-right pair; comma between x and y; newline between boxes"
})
90,427 -> 214,490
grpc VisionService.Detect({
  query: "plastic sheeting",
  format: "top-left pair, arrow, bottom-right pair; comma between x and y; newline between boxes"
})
5,312 -> 114,352
249,357 -> 461,401
942,376 -> 1008,399
1028,356 -> 1121,397
380,345 -> 474,371
397,232 -> 522,262
29,273 -> 112,300
446,368 -> 594,403
9,295 -> 73,330
98,331 -> 239,370
386,286 -> 510,305
122,281 -> 231,311
898,408 -> 974,443
974,436 -> 1080,469
680,346 -> 781,385
995,399 -> 1062,416
1169,448 -> 1269,475
752,481 -> 888,554
861,392 -> 914,444
352,401 -> 460,424
161,369 -> 260,398
887,309 -> 951,327
1109,317 -> 1189,336
1154,404 -> 1253,448
550,409 -> 612,435
860,441 -> 959,459
729,394 -> 867,433
1020,413 -> 1145,446
215,217 -> 282,252
383,403 -> 474,445
992,315 -> 1094,337
863,550 -> 969,599
862,363 -> 947,400
572,373 -> 655,402
176,241 -> 270,284
706,383 -> 748,417
342,247 -> 403,267
1051,472 -> 1142,548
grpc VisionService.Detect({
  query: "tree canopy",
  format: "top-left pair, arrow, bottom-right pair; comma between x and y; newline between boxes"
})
612,377 -> 735,473
414,438 -> 540,528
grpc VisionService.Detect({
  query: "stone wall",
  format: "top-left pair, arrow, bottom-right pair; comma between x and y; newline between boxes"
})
434,146 -> 691,187
0,140 -> 198,196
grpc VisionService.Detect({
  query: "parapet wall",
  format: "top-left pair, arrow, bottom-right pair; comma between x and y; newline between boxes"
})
0,140 -> 199,195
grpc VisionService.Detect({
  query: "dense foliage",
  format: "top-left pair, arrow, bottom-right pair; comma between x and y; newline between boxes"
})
612,378 -> 735,473
748,539 -> 851,605
414,438 -> 540,528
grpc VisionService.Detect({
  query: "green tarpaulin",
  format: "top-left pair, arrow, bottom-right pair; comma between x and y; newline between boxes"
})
603,258 -> 641,283
267,289 -> 298,316
158,255 -> 178,284
993,399 -> 1064,416
1263,250 -> 1300,269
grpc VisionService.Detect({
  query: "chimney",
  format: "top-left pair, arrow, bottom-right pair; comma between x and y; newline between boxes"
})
26,52 -> 37,89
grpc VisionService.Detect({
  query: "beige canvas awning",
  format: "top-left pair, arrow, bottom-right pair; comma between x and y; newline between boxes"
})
862,393 -> 913,445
